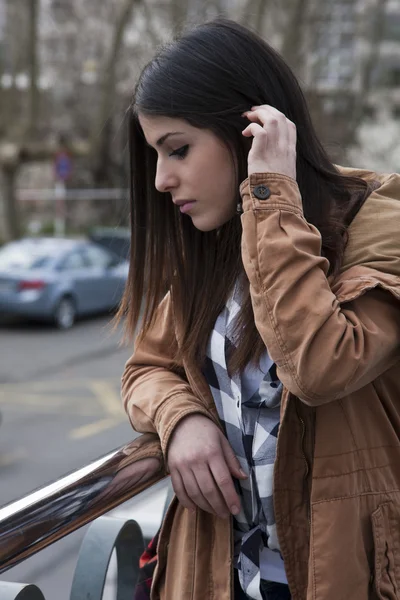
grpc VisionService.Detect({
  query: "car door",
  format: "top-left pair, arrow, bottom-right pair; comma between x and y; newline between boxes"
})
81,245 -> 118,311
58,249 -> 97,314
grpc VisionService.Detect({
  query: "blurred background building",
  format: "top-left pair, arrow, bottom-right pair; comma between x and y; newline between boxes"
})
308,0 -> 399,108
0,0 -> 398,243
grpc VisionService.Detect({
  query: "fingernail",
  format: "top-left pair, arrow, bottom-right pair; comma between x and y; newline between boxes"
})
231,505 -> 240,515
241,111 -> 248,117
239,469 -> 247,478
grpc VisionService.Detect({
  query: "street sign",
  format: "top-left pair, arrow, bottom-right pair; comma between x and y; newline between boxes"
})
54,151 -> 72,181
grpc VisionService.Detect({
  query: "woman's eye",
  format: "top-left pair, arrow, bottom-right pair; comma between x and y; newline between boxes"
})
169,145 -> 189,159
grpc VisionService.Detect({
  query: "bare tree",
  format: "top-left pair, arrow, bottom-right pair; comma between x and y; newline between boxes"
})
170,0 -> 190,33
306,0 -> 391,163
27,0 -> 39,137
239,0 -> 269,34
0,146 -> 21,240
350,0 -> 389,130
280,0 -> 313,80
91,0 -> 144,186
0,0 -> 39,239
0,0 -> 395,241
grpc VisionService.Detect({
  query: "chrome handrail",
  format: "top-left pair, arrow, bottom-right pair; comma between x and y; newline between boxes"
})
0,433 -> 166,574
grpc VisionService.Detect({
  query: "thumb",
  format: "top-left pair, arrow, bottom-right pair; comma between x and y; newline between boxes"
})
220,435 -> 248,479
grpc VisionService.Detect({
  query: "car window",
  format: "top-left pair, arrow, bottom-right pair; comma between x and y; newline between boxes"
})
61,251 -> 87,270
0,244 -> 56,270
84,245 -> 114,268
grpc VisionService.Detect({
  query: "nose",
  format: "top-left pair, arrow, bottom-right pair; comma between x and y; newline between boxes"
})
155,160 -> 178,194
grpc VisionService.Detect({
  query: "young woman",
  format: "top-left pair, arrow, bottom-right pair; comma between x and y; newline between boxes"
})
119,18 -> 400,600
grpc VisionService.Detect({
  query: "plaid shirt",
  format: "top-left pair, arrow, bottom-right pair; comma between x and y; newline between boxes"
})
202,284 -> 283,600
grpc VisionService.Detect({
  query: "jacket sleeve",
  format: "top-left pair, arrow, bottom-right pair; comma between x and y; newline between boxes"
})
121,294 -> 214,457
239,173 -> 400,406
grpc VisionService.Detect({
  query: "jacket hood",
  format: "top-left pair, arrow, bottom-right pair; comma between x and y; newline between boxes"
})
339,166 -> 400,278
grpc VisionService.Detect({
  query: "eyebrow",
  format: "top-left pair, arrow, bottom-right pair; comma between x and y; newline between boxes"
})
156,132 -> 184,146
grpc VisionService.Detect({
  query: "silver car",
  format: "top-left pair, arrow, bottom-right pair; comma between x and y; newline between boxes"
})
0,237 -> 129,329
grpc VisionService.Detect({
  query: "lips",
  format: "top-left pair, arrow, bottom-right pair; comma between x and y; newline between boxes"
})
174,200 -> 196,214
180,202 -> 196,214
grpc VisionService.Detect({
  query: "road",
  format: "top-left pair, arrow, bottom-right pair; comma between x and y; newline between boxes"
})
0,314 -> 169,599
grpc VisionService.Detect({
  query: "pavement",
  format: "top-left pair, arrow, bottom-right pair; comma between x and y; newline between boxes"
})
0,313 -> 170,600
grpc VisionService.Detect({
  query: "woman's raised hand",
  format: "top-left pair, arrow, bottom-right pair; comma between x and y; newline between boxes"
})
242,105 -> 297,180
167,414 -> 247,518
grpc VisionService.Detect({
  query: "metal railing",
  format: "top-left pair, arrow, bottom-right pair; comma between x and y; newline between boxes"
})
0,434 -> 170,600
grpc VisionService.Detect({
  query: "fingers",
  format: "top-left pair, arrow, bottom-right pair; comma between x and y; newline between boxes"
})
242,104 -> 297,179
170,470 -> 197,512
167,415 -> 247,518
220,435 -> 248,480
242,121 -> 265,137
242,122 -> 270,159
171,465 -> 231,518
250,104 -> 296,133
170,436 -> 247,518
182,468 -> 220,515
245,108 -> 281,146
193,464 -> 231,518
209,456 -> 242,516
244,106 -> 292,146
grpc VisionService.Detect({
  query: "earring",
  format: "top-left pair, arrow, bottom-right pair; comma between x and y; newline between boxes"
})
236,201 -> 243,215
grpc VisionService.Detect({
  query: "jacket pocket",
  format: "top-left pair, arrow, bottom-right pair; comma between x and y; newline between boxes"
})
371,502 -> 400,599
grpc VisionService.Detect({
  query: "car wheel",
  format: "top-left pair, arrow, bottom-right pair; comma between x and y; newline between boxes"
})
54,297 -> 76,330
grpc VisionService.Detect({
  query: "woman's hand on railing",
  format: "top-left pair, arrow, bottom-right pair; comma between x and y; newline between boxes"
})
167,414 -> 247,519
0,435 -> 165,575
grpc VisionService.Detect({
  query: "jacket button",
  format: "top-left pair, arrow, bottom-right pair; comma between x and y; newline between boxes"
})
253,184 -> 271,200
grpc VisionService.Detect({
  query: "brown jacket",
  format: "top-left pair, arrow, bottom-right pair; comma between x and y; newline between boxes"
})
122,167 -> 400,599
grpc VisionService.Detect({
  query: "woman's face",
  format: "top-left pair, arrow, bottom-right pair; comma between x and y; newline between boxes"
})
138,114 -> 237,231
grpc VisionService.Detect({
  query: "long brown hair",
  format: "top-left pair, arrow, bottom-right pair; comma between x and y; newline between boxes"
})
117,19 -> 374,374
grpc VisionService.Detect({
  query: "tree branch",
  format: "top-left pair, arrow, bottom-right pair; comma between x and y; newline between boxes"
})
280,0 -> 312,78
27,0 -> 39,138
91,0 -> 144,180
